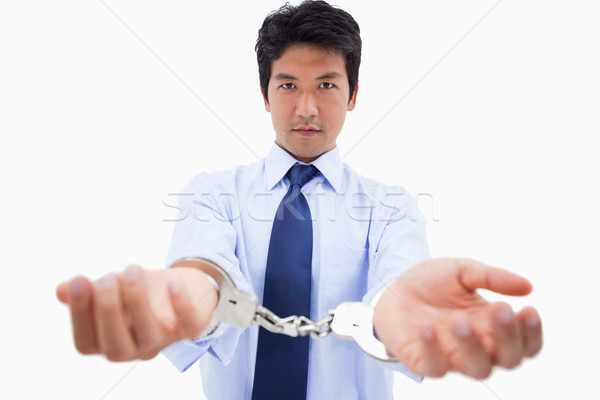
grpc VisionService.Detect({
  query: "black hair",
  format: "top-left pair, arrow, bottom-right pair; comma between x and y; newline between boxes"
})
255,0 -> 362,104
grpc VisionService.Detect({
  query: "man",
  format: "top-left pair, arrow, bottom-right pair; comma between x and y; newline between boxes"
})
56,1 -> 542,399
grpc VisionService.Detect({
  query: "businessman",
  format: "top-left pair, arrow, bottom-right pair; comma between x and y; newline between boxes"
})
57,1 -> 542,399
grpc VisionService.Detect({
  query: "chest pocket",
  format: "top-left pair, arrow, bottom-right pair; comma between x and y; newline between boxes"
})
322,245 -> 369,311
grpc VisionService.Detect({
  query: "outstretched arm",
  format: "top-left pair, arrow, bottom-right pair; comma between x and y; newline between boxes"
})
373,258 -> 543,379
56,264 -> 218,362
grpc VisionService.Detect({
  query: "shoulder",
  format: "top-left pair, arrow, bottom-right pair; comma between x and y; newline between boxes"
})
341,163 -> 412,200
182,159 -> 266,194
339,164 -> 420,223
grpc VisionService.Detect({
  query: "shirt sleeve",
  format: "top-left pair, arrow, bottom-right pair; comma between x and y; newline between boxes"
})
363,187 -> 430,379
161,173 -> 253,371
363,186 -> 430,299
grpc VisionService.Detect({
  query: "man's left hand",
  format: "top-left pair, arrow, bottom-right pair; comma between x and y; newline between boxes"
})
373,258 -> 543,379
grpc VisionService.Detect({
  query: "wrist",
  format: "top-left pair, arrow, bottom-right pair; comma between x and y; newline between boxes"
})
169,263 -> 219,339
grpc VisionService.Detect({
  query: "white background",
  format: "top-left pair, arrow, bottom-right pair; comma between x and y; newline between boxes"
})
1,0 -> 598,399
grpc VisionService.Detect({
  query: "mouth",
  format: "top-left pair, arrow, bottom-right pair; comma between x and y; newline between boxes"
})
291,126 -> 321,137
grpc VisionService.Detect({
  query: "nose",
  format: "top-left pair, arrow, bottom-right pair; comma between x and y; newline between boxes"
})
295,90 -> 318,119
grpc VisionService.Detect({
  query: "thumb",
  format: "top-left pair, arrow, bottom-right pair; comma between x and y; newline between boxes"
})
457,258 -> 533,296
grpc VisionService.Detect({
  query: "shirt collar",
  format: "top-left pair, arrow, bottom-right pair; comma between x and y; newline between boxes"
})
264,142 -> 343,193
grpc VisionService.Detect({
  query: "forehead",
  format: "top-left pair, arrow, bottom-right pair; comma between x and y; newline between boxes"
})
270,44 -> 347,79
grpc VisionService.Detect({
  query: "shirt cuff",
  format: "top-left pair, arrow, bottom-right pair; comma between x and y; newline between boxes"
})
161,321 -> 244,372
379,360 -> 424,382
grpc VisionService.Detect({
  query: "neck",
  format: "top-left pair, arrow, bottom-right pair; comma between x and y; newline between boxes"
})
276,142 -> 335,163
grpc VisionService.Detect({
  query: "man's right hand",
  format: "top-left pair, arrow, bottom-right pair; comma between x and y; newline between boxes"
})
56,264 -> 218,362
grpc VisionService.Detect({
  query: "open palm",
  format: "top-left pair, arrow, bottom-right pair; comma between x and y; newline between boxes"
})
373,258 -> 542,379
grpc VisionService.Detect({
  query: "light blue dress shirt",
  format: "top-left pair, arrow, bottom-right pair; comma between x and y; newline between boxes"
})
162,143 -> 430,399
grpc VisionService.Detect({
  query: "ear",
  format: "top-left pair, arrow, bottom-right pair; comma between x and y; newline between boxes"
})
261,87 -> 270,112
347,83 -> 358,111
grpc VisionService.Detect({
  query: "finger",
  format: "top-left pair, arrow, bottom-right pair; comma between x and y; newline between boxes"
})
56,281 -> 70,304
412,325 -> 449,377
457,258 -> 533,296
167,279 -> 210,340
121,265 -> 162,359
93,273 -> 137,361
517,306 -> 543,357
490,302 -> 522,368
69,276 -> 98,355
449,315 -> 492,379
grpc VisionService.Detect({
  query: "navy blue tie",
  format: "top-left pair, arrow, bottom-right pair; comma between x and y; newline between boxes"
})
252,164 -> 319,400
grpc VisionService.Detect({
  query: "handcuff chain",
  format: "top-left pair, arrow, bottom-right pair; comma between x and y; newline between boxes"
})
253,305 -> 334,339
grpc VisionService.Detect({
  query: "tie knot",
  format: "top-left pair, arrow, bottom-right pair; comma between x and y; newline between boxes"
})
287,164 -> 319,188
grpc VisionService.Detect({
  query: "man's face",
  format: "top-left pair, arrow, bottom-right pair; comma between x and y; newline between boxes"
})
263,44 -> 358,163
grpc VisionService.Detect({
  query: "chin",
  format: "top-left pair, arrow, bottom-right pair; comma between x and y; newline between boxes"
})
293,148 -> 329,162
279,137 -> 334,162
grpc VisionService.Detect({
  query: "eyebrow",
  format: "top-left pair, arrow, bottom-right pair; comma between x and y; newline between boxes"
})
273,73 -> 298,81
272,71 -> 344,81
316,71 -> 344,80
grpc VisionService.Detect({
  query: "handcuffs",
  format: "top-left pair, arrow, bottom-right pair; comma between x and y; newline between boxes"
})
170,257 -> 396,362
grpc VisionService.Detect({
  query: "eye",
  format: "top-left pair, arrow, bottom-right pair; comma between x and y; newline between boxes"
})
282,83 -> 296,89
319,82 -> 334,89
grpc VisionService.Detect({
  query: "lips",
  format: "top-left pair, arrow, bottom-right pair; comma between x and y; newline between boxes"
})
292,126 -> 321,137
